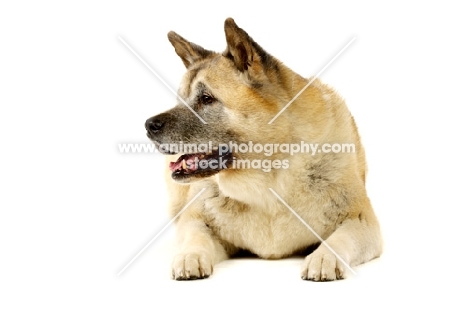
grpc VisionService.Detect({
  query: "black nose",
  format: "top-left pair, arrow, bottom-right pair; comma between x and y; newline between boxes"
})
145,117 -> 165,135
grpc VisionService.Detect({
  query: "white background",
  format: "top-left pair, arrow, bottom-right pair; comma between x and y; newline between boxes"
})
1,1 -> 467,310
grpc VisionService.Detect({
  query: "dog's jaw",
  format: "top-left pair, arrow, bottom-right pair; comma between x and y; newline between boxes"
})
169,149 -> 233,184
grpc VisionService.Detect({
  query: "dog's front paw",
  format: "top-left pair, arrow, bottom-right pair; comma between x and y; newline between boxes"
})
172,253 -> 213,280
301,249 -> 347,281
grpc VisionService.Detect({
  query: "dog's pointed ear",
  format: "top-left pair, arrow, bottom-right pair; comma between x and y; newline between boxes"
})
167,31 -> 214,68
223,18 -> 273,79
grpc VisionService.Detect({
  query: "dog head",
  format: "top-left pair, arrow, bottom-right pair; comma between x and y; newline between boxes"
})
146,18 -> 302,183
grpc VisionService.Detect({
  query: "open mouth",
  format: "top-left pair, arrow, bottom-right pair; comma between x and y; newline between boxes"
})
169,148 -> 233,181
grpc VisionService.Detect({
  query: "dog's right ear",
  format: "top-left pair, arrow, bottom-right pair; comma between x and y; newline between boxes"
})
167,31 -> 214,68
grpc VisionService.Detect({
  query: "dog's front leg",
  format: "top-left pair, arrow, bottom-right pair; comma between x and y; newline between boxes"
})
172,212 -> 228,280
301,196 -> 383,281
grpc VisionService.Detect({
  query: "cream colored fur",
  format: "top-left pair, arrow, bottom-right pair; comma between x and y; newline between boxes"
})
158,18 -> 383,281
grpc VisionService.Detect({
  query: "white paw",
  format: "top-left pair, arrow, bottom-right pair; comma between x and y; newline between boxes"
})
301,249 -> 346,281
171,253 -> 213,280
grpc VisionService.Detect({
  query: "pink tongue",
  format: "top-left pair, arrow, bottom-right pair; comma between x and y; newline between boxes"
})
169,155 -> 199,172
169,161 -> 181,172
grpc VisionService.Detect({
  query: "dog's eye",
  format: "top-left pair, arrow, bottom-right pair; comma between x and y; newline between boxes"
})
201,94 -> 215,105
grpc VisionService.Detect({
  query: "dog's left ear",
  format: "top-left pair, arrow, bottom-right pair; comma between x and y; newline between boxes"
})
168,31 -> 214,68
223,18 -> 274,81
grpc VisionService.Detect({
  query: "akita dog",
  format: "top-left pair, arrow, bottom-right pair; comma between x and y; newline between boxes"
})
145,18 -> 382,281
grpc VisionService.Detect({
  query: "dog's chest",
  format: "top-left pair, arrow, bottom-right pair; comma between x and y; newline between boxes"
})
204,188 -> 328,259
207,171 -> 338,258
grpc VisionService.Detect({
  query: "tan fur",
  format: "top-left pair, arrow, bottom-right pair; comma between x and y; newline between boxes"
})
151,18 -> 382,281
